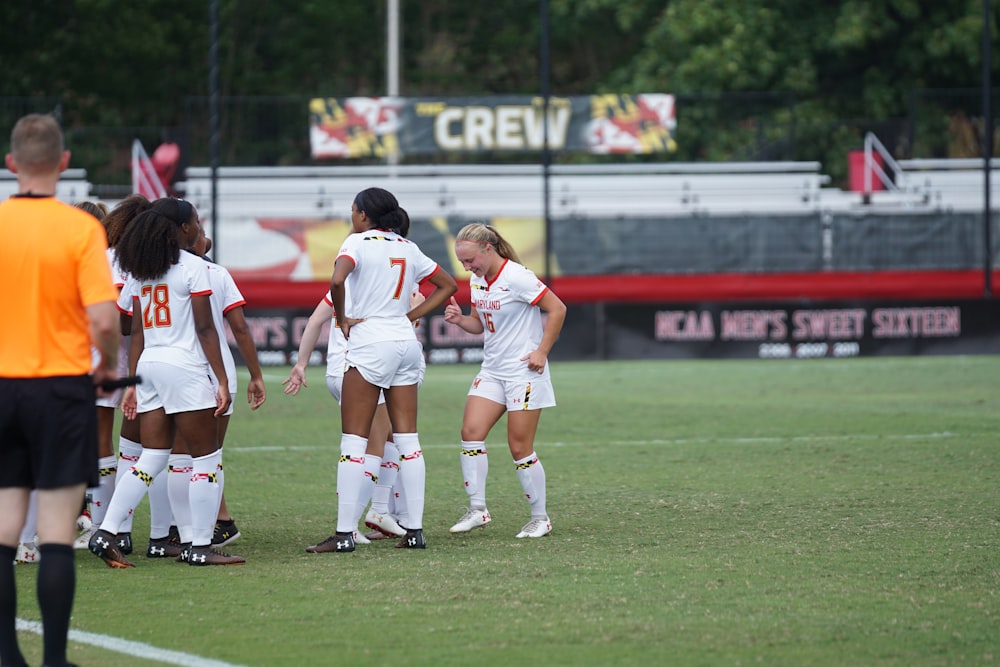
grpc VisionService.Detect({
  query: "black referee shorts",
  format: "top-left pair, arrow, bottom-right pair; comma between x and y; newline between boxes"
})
0,375 -> 99,489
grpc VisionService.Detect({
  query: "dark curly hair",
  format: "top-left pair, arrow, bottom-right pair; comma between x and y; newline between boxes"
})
103,194 -> 152,248
75,200 -> 109,223
115,198 -> 195,281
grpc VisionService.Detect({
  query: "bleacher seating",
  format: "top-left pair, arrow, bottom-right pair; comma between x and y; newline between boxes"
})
178,162 -> 831,221
0,169 -> 91,203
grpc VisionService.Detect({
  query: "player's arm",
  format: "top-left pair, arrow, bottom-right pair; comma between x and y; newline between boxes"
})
88,300 -> 119,392
330,256 -> 355,338
224,305 -> 266,410
407,268 -> 456,322
119,310 -> 132,336
521,290 -> 567,373
121,296 -> 145,420
192,294 -> 232,416
534,290 -> 566,356
282,298 -> 334,396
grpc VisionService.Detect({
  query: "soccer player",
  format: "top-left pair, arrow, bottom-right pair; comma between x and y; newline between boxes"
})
87,194 -> 179,559
443,222 -> 566,538
305,187 -> 456,553
88,197 -> 242,567
192,230 -> 267,549
0,112 -> 120,667
284,287 -> 427,543
72,200 -> 118,551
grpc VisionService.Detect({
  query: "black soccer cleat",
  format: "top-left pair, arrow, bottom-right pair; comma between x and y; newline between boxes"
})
305,532 -> 355,553
187,545 -> 246,566
395,529 -> 426,549
88,529 -> 136,569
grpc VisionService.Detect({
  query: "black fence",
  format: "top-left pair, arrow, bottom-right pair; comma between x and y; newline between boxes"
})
2,89 -> 997,195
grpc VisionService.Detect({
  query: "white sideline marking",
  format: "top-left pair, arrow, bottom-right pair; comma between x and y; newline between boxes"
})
16,618 -> 249,667
227,432 -> 959,453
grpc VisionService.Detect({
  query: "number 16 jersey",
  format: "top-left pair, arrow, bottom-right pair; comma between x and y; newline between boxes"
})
470,258 -> 550,382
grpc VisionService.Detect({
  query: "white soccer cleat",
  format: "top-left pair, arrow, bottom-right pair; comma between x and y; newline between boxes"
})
14,542 -> 40,564
352,530 -> 371,545
365,510 -> 407,537
73,526 -> 97,550
515,517 -> 552,539
449,507 -> 492,533
76,510 -> 93,533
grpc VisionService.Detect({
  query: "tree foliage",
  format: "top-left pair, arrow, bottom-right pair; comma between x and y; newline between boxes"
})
0,0 -> 995,174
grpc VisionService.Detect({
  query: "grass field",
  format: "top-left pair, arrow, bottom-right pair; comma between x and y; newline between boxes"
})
11,356 -> 1000,666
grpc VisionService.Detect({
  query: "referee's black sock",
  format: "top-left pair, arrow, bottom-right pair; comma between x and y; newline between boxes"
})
0,544 -> 28,667
37,543 -> 75,667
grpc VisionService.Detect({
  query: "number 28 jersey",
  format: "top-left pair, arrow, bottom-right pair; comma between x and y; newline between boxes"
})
471,258 -> 550,382
117,252 -> 213,371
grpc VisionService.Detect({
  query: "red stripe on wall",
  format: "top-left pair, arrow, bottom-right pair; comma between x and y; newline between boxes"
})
235,270 -> 999,308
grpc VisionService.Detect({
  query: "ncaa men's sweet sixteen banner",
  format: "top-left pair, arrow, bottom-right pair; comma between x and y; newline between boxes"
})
227,299 -> 1000,365
308,94 -> 677,158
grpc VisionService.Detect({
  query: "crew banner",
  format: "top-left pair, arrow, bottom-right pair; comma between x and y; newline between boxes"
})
308,94 -> 677,158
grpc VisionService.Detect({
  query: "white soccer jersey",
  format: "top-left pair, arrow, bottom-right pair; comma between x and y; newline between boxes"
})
107,247 -> 127,288
93,248 -> 129,376
321,290 -> 348,378
470,258 -> 550,381
201,254 -> 245,393
117,252 -> 214,372
335,229 -> 440,349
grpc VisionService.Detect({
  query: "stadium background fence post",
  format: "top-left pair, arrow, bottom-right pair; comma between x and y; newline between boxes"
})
210,0 -> 220,253
540,0 -> 552,285
983,0 -> 993,297
387,0 -> 400,171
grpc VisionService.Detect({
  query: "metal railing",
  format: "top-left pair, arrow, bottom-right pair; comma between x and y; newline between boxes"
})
863,131 -> 903,194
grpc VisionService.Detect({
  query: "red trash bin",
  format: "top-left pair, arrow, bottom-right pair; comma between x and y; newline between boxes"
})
847,150 -> 885,192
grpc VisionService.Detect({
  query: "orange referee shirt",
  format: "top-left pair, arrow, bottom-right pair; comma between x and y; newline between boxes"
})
0,195 -> 117,377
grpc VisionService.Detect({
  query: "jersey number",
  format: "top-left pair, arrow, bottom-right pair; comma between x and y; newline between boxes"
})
141,284 -> 172,328
483,312 -> 496,333
389,257 -> 406,300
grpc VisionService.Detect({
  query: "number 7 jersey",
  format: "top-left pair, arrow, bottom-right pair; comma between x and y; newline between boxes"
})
335,229 -> 441,349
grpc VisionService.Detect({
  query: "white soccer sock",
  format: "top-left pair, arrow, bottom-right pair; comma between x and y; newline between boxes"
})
115,437 -> 142,532
101,448 -> 170,534
393,433 -> 425,530
370,442 -> 399,515
166,454 -> 193,544
336,434 -> 367,534
19,491 -> 38,543
460,440 -> 489,509
148,463 -> 172,539
514,452 -> 548,519
216,457 -> 225,514
90,455 -> 118,525
189,450 -> 222,547
354,455 -> 380,526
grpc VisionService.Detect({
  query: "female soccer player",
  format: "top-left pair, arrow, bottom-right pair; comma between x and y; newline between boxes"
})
284,287 -> 427,543
88,197 -> 241,567
443,222 -> 566,538
305,187 -> 456,553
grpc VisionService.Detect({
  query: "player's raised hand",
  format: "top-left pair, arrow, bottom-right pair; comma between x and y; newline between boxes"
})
444,296 -> 462,323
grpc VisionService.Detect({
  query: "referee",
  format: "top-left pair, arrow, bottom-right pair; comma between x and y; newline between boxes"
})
0,113 -> 119,667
